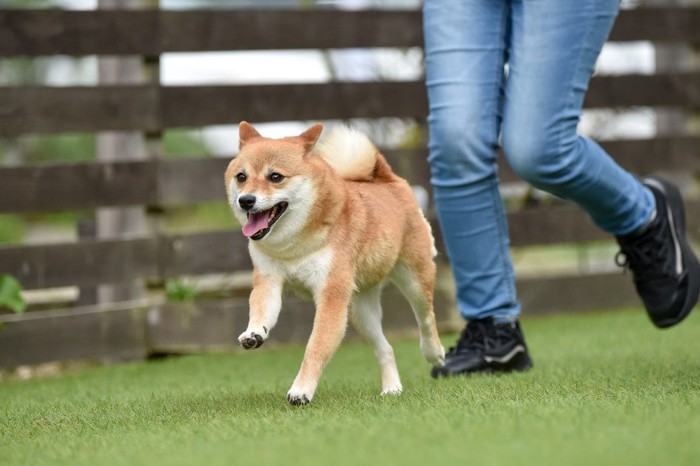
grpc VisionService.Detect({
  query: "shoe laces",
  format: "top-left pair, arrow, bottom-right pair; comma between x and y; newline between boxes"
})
616,221 -> 674,282
449,319 -> 517,355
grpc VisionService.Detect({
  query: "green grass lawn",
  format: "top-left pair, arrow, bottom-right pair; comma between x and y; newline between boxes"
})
2,308 -> 699,466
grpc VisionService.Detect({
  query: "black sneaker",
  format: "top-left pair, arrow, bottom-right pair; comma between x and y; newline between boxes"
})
615,176 -> 700,328
431,318 -> 532,378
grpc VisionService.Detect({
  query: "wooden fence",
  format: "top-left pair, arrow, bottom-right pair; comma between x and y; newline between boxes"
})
1,6 -> 699,369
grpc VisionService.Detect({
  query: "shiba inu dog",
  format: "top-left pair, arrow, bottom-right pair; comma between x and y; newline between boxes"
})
225,122 -> 445,405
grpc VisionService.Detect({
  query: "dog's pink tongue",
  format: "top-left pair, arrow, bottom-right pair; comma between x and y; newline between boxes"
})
242,212 -> 269,238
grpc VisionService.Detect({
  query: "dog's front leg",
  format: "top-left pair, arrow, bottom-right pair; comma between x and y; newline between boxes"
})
286,276 -> 353,405
238,270 -> 283,350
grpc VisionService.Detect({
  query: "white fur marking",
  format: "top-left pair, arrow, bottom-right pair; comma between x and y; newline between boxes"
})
316,126 -> 377,181
251,246 -> 334,297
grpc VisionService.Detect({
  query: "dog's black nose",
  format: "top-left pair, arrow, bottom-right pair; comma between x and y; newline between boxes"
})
238,194 -> 256,211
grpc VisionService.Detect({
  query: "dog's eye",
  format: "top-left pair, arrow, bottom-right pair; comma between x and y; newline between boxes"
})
236,173 -> 247,183
268,172 -> 285,183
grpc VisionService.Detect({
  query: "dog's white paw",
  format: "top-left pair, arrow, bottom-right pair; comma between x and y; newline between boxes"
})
286,386 -> 314,406
381,384 -> 403,396
238,327 -> 267,350
421,341 -> 446,368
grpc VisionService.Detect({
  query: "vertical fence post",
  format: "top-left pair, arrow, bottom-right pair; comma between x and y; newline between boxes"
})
76,216 -> 98,306
143,0 -> 164,234
644,0 -> 691,136
93,0 -> 155,304
641,0 -> 699,200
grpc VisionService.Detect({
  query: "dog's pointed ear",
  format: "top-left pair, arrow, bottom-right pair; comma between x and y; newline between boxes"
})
300,123 -> 324,152
239,121 -> 262,148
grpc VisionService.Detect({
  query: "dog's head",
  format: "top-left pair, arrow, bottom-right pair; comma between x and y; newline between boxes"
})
225,122 -> 324,242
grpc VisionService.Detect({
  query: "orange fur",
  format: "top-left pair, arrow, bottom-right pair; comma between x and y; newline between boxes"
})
225,122 -> 445,405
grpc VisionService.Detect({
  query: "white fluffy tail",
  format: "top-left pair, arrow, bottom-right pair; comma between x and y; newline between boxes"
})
315,126 -> 378,181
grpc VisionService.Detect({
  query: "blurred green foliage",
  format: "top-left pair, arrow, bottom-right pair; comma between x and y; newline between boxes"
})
0,129 -> 218,244
0,274 -> 26,314
165,278 -> 199,302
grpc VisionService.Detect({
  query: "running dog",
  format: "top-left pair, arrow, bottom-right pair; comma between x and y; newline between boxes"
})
225,122 -> 445,405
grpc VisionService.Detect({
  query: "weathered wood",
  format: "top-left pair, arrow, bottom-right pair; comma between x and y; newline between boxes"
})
383,148 -> 432,188
598,136 -> 700,175
0,86 -> 159,135
0,160 -> 158,213
507,206 -> 609,247
585,73 -> 700,108
2,200 -> 698,290
0,10 -> 159,56
1,136 -> 698,213
146,277 -> 459,355
0,301 -> 149,368
2,74 -> 700,135
147,299 -> 249,354
609,7 -> 700,43
0,231 -> 250,290
159,230 -> 252,278
159,10 -> 423,52
158,82 -> 428,128
0,8 -> 698,57
0,270 -> 649,369
156,157 -> 230,205
0,236 -> 159,289
507,200 -> 700,247
148,272 -> 641,337
517,272 -> 639,316
94,0 -> 152,306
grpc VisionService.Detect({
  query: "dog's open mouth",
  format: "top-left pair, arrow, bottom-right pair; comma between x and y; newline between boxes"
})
242,202 -> 288,241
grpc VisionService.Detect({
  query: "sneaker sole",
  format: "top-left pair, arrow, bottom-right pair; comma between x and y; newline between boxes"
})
430,351 -> 533,378
643,176 -> 700,328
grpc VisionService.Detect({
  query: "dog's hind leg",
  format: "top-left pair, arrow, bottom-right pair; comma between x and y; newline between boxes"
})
390,261 -> 445,368
349,285 -> 402,396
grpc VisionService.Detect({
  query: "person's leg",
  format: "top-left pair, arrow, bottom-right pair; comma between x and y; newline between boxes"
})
424,0 -> 533,377
500,0 -> 654,235
423,0 -> 519,323
501,0 -> 699,327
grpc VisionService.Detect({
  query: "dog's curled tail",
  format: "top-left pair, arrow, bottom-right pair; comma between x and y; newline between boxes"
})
315,126 -> 393,181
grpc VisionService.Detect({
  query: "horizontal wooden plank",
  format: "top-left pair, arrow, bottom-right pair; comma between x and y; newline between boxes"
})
0,301 -> 149,368
0,158 -> 230,213
0,83 -> 425,135
517,272 -> 639,316
0,160 -> 158,212
0,9 -> 422,57
0,269 -> 648,369
160,230 -> 252,278
0,10 -> 159,56
159,10 -> 423,52
507,200 -> 700,247
585,73 -> 700,108
0,236 -> 160,289
158,82 -> 428,128
0,158 -> 226,213
156,157 -> 230,206
2,73 -> 700,135
598,137 -> 700,176
2,136 -> 699,213
0,86 -> 159,135
609,7 -> 700,43
0,8 -> 698,57
146,299 -> 250,354
0,230 -> 251,290
2,197 -> 698,290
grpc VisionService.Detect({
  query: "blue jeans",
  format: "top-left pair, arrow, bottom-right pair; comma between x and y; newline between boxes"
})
423,0 -> 655,322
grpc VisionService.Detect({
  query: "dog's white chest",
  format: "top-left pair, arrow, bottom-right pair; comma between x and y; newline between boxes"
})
251,246 -> 334,295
